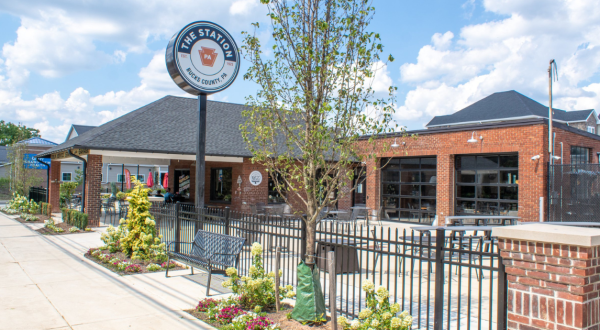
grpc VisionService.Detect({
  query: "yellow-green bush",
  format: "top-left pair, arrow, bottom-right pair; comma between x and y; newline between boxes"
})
119,178 -> 166,261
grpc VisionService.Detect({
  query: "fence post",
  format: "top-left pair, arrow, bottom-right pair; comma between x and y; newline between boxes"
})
327,250 -> 337,329
300,218 -> 307,260
275,246 -> 281,312
496,254 -> 507,330
224,207 -> 230,235
433,228 -> 445,330
175,202 -> 181,253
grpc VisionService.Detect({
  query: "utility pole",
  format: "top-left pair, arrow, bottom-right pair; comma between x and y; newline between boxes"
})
548,59 -> 558,162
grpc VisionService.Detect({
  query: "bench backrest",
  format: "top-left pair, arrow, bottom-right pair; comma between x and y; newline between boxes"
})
191,230 -> 246,267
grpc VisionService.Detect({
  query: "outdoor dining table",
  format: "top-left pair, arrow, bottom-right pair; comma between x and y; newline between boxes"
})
316,238 -> 360,274
522,222 -> 600,228
325,210 -> 348,219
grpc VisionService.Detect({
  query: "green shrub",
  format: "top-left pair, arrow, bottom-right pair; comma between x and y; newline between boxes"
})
62,209 -> 88,230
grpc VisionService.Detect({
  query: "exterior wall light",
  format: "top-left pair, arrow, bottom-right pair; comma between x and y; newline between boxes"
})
467,131 -> 481,143
531,155 -> 541,161
391,138 -> 400,148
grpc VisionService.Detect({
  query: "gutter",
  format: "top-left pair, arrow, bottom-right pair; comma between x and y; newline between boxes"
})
68,149 -> 86,213
35,157 -> 51,203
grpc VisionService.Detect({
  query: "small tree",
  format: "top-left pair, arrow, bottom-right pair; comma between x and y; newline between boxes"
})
7,141 -> 42,196
241,0 -> 400,266
0,121 -> 40,146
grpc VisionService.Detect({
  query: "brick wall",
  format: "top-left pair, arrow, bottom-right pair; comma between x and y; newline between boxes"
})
85,154 -> 102,227
48,160 -> 61,212
362,123 -> 600,223
499,238 -> 600,329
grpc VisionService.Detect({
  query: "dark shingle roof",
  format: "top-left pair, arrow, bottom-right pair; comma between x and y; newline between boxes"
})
38,96 -> 252,158
18,137 -> 57,146
426,90 -> 595,127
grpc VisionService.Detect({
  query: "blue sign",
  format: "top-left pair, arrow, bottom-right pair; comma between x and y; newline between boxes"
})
166,21 -> 240,95
23,154 -> 51,169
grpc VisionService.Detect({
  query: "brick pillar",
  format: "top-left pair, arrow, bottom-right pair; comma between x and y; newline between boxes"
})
49,160 -> 61,213
436,153 -> 454,225
365,159 -> 379,211
85,154 -> 102,227
494,224 -> 600,330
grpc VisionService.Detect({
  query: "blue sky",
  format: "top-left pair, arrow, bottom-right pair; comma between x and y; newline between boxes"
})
0,0 -> 599,142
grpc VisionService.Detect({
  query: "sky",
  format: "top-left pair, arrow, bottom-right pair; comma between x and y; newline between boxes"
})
0,0 -> 599,143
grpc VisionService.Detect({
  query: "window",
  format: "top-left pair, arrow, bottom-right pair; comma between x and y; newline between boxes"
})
117,174 -> 125,183
455,154 -> 518,216
137,175 -> 145,182
210,168 -> 232,202
268,172 -> 286,204
571,146 -> 590,164
380,157 -> 437,224
62,172 -> 72,181
588,126 -> 595,134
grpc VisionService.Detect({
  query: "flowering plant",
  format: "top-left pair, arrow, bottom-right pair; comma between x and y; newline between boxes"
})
337,280 -> 412,330
196,298 -> 220,312
100,224 -> 126,253
222,242 -> 295,309
69,227 -> 79,233
230,312 -> 279,330
124,264 -> 142,273
161,261 -> 177,269
216,306 -> 245,324
146,263 -> 162,272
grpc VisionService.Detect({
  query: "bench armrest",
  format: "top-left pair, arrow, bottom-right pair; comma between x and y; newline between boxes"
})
213,252 -> 240,256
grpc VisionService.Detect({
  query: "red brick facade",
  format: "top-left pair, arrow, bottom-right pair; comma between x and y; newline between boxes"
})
49,160 -> 61,213
85,154 -> 102,227
499,238 -> 600,329
364,123 -> 600,223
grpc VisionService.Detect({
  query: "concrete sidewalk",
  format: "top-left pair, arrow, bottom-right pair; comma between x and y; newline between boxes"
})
0,212 -> 216,330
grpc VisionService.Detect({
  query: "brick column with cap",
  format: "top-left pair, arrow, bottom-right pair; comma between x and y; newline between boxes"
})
85,154 -> 102,227
48,160 -> 61,213
493,224 -> 600,330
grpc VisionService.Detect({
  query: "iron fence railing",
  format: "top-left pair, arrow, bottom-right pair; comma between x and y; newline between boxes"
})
548,163 -> 600,222
142,203 -> 506,329
29,186 -> 47,204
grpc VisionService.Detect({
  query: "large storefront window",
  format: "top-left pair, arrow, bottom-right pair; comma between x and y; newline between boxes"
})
210,168 -> 232,202
381,157 -> 437,223
455,154 -> 518,216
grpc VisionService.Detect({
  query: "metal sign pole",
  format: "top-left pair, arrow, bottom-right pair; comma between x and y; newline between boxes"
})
196,94 -> 207,209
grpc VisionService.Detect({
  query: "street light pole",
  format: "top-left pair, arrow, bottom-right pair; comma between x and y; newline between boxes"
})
196,94 -> 207,209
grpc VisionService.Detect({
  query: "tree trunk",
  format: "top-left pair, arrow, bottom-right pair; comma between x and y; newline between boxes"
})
305,219 -> 316,265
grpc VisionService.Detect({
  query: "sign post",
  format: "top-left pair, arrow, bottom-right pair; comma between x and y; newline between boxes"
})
166,21 -> 240,208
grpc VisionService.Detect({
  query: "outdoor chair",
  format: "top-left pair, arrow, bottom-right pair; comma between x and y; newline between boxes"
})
165,230 -> 246,296
368,206 -> 384,227
101,197 -> 117,225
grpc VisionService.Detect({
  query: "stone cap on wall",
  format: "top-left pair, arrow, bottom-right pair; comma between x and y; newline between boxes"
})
492,223 -> 600,247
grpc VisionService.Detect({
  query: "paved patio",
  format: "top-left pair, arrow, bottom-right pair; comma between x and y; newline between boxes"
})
0,211 -> 217,330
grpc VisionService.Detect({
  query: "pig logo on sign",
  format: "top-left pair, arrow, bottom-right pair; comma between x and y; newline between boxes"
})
199,47 -> 218,67
249,171 -> 262,186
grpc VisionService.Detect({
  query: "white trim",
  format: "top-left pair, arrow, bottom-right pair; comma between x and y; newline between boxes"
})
61,172 -> 73,182
90,149 -> 244,163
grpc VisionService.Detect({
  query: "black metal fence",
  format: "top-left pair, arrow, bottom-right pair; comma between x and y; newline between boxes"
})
28,186 -> 47,203
143,204 -> 506,329
548,163 -> 600,222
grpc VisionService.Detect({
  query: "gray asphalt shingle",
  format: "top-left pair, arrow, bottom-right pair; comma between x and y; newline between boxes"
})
38,96 -> 252,158
426,90 -> 594,127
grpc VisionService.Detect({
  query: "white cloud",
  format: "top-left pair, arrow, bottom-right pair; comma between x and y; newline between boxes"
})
230,0 -> 259,15
396,0 -> 600,125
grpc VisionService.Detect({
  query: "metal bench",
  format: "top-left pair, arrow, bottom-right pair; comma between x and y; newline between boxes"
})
165,230 -> 246,296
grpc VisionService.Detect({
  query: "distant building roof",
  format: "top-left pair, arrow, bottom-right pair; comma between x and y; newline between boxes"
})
65,124 -> 97,141
426,90 -> 596,128
0,146 -> 7,164
39,96 -> 252,158
18,137 -> 58,146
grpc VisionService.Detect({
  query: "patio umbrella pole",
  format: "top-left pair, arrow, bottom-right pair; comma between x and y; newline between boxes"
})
196,94 -> 207,209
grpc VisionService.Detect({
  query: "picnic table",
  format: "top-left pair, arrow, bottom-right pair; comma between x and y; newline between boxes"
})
444,215 -> 520,226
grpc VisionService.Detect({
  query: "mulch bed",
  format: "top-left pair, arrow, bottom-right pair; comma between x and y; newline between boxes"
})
36,221 -> 88,235
185,303 -> 340,330
15,214 -> 51,224
84,248 -> 185,276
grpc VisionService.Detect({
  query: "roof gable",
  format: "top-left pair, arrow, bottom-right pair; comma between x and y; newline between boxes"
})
426,90 -> 594,127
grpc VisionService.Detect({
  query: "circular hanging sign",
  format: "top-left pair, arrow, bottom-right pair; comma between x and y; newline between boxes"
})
166,21 -> 240,95
249,171 -> 263,186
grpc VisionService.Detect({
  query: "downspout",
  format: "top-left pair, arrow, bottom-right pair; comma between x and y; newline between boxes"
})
68,149 -> 86,213
36,157 -> 51,203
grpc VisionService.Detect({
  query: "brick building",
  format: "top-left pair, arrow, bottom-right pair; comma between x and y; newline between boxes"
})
36,90 -> 600,225
365,91 -> 600,224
